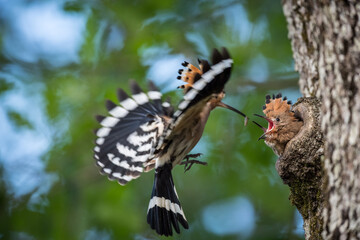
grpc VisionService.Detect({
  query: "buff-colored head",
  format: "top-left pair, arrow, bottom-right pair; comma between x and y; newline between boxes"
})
254,93 -> 303,143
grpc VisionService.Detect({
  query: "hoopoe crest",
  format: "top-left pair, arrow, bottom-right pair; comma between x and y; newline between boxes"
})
253,93 -> 303,156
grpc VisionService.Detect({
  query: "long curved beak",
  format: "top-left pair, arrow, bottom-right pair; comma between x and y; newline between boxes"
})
217,101 -> 248,126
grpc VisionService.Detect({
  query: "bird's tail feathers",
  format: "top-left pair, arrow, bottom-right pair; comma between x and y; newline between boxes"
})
147,163 -> 188,236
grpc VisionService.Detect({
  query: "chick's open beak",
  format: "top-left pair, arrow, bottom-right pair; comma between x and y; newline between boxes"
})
253,114 -> 274,141
217,101 -> 248,126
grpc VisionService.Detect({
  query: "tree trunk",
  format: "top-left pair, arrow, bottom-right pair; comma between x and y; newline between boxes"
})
281,1 -> 360,239
276,97 -> 324,239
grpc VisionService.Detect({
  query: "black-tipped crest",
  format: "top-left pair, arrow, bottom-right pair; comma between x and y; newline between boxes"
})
262,93 -> 292,115
177,59 -> 204,91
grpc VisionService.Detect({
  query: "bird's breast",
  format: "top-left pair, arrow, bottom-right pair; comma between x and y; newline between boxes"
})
157,116 -> 206,168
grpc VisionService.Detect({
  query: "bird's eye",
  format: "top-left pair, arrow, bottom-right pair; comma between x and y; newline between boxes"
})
276,117 -> 280,122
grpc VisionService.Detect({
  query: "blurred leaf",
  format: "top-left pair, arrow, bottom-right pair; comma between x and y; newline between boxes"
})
0,80 -> 14,95
63,1 -> 83,12
7,110 -> 32,129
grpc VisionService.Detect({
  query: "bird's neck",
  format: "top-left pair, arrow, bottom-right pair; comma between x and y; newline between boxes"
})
200,102 -> 213,125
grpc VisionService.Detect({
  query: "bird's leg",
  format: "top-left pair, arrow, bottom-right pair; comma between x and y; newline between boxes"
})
180,153 -> 207,172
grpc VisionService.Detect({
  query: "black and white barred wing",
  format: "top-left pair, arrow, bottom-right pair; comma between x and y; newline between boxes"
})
94,81 -> 173,185
164,48 -> 233,138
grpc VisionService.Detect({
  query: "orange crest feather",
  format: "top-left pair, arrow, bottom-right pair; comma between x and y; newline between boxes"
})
263,93 -> 292,115
177,61 -> 203,91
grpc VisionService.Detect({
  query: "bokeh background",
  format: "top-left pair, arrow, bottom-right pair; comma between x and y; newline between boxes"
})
0,0 -> 304,239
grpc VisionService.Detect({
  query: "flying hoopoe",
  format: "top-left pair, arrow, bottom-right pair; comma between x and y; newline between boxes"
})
93,48 -> 248,236
253,93 -> 303,156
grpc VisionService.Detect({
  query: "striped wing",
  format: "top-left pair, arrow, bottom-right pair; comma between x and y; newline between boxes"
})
94,81 -> 173,185
161,48 -> 233,140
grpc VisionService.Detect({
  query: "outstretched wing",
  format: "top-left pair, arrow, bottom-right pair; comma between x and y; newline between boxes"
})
94,81 -> 174,185
160,47 -> 233,142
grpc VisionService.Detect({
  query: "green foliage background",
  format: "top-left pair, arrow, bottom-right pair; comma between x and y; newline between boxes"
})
0,0 -> 303,239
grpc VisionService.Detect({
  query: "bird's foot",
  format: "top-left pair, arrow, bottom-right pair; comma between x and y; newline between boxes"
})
180,153 -> 207,172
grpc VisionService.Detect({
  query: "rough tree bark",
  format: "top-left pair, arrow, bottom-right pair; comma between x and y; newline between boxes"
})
281,1 -> 360,239
276,97 -> 324,238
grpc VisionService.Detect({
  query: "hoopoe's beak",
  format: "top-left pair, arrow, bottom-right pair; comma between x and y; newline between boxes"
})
217,101 -> 248,126
253,114 -> 274,141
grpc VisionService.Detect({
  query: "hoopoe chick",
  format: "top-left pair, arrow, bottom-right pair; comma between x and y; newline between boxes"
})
253,93 -> 303,156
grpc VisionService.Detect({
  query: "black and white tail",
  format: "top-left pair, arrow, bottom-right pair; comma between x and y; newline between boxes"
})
147,163 -> 188,236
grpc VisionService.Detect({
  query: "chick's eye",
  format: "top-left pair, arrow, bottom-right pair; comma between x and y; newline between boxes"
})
276,117 -> 280,122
